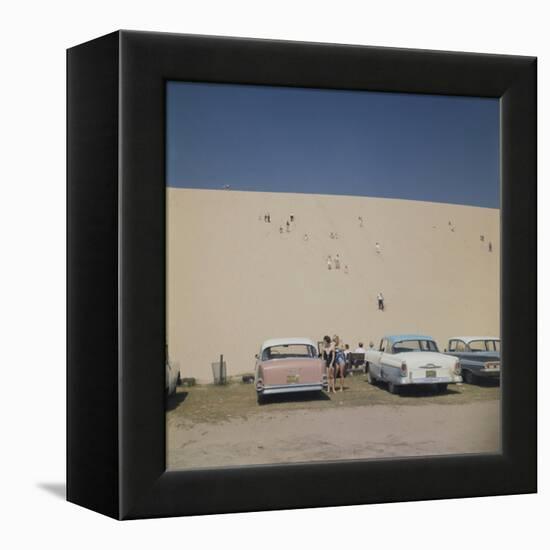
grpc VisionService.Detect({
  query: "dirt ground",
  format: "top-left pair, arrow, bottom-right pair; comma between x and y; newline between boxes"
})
166,375 -> 500,469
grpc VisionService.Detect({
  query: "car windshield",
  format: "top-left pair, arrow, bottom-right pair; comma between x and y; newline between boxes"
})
262,344 -> 316,360
392,339 -> 439,353
470,339 -> 500,352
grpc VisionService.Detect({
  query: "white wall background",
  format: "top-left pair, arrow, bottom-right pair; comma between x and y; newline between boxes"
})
0,1 -> 546,548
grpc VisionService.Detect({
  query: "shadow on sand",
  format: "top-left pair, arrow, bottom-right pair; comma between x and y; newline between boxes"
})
260,391 -> 331,406
365,379 -> 461,397
469,377 -> 500,388
397,385 -> 461,397
166,391 -> 189,411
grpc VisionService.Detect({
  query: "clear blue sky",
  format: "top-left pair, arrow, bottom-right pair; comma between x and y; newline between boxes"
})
167,82 -> 499,208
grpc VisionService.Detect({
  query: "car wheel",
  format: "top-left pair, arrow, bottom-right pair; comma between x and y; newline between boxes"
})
463,370 -> 475,384
388,382 -> 399,395
257,393 -> 266,405
366,370 -> 375,385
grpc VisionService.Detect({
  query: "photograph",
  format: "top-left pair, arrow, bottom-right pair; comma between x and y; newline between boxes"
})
165,81 -> 501,470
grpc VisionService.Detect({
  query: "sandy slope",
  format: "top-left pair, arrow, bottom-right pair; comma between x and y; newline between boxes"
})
167,188 -> 499,381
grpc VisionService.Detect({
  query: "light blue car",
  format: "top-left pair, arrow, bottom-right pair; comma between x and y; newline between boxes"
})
365,334 -> 462,394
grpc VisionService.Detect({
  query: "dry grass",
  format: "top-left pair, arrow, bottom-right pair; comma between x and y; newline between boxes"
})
166,373 -> 500,426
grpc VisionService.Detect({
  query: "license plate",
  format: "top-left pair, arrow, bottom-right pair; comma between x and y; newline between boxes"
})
287,374 -> 299,383
426,370 -> 437,378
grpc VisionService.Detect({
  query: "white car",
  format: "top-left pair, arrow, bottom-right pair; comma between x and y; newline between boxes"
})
165,359 -> 180,397
365,334 -> 462,394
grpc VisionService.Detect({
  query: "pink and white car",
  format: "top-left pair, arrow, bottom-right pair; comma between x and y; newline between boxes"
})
254,338 -> 327,404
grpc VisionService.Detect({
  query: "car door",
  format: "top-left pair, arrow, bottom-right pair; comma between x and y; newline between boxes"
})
372,339 -> 387,378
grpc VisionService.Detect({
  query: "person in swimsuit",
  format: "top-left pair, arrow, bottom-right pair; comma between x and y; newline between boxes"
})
332,335 -> 346,392
322,335 -> 336,393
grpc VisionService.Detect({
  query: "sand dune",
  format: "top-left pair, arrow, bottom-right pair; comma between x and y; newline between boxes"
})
167,188 -> 499,381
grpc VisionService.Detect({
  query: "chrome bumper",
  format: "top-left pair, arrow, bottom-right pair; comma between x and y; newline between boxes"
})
398,375 -> 461,385
260,383 -> 325,395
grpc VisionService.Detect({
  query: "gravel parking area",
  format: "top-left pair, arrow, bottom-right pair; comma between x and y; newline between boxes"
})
166,375 -> 500,469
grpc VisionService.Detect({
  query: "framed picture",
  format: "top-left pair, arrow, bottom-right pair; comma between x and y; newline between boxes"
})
67,31 -> 536,519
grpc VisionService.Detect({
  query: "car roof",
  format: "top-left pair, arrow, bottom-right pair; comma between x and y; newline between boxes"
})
384,334 -> 434,344
448,336 -> 500,343
261,337 -> 317,351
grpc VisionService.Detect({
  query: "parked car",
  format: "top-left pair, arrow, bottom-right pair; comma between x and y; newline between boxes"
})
255,337 -> 327,404
165,359 -> 180,397
365,334 -> 462,394
445,336 -> 500,384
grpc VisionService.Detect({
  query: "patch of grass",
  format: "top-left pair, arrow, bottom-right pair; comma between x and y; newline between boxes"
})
166,374 -> 500,426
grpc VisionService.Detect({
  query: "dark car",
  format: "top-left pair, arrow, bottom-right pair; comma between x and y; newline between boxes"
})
445,336 -> 500,384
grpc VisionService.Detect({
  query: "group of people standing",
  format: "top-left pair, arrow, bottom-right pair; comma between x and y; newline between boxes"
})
321,336 -> 371,393
321,335 -> 346,393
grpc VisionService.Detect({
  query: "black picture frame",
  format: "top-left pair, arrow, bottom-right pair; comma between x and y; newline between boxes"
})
67,30 -> 537,520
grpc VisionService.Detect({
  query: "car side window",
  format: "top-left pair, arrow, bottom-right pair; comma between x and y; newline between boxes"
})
379,339 -> 387,352
468,340 -> 486,352
455,341 -> 466,352
448,340 -> 457,352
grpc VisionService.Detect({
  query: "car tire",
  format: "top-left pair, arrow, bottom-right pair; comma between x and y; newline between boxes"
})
366,370 -> 375,385
388,382 -> 399,395
257,393 -> 266,405
463,370 -> 475,384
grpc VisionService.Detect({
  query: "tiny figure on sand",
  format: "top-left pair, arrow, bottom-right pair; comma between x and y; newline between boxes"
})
375,242 -> 381,254
334,254 -> 341,270
303,233 -> 309,241
358,216 -> 364,228
290,215 -> 294,222
488,241 -> 493,252
286,221 -> 290,233
279,226 -> 283,234
480,235 -> 485,242
377,292 -> 385,311
327,256 -> 333,270
344,265 -> 349,274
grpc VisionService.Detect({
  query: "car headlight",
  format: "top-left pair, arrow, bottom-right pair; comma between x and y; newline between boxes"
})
400,361 -> 407,376
454,361 -> 461,375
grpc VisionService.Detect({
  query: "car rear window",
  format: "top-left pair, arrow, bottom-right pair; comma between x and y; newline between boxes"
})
392,339 -> 438,353
469,340 -> 488,351
263,344 -> 316,360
